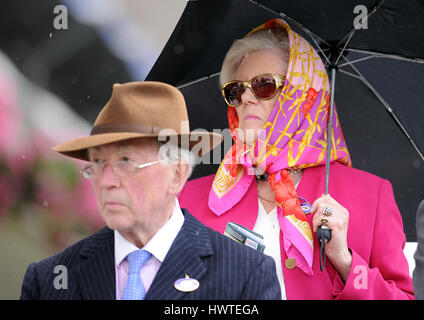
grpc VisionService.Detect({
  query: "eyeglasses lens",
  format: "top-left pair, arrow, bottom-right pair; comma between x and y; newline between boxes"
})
225,82 -> 244,106
252,76 -> 277,99
82,160 -> 136,180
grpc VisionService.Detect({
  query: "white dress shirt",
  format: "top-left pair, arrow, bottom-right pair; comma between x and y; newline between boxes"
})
252,178 -> 301,300
114,198 -> 185,299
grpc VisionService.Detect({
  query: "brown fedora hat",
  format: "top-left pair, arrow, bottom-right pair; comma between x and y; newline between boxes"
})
53,81 -> 223,161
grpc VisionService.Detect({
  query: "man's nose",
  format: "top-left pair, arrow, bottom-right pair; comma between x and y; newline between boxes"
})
97,163 -> 120,188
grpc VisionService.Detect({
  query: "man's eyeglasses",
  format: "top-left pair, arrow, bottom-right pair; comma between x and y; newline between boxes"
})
81,158 -> 166,180
221,73 -> 286,107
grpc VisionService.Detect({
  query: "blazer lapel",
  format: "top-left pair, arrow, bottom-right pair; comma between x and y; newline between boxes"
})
77,227 -> 116,300
145,210 -> 213,300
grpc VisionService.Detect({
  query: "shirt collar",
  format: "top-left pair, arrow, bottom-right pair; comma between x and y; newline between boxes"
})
114,198 -> 185,266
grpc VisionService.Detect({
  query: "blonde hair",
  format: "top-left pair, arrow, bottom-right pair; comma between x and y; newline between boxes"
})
220,27 -> 290,86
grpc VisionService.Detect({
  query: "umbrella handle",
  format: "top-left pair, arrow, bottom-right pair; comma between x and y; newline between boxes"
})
318,66 -> 337,271
317,225 -> 332,271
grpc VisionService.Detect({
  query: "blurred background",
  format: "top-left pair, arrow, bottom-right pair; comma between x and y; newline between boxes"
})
0,0 -> 420,299
0,0 -> 186,299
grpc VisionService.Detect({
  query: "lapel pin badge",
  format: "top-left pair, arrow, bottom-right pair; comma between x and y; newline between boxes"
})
174,274 -> 199,292
298,196 -> 312,214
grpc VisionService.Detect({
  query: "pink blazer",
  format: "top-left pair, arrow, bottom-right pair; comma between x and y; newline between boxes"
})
178,162 -> 414,299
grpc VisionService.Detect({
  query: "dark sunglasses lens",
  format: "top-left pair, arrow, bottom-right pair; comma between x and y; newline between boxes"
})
252,76 -> 277,99
224,82 -> 245,105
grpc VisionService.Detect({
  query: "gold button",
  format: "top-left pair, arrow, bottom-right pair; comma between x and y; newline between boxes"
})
285,258 -> 296,269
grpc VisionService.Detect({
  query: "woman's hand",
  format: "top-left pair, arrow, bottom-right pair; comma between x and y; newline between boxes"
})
311,194 -> 352,281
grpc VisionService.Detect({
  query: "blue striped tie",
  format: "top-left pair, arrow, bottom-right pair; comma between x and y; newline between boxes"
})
122,250 -> 151,300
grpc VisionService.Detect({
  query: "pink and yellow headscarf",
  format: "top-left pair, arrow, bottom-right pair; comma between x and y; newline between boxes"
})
208,19 -> 351,275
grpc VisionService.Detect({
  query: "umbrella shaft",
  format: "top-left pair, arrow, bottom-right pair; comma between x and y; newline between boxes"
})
325,67 -> 337,195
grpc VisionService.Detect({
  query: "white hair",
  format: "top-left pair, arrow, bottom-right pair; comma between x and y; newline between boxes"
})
220,28 -> 290,86
158,142 -> 197,179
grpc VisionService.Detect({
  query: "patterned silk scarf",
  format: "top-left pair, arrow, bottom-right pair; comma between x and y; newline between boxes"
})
208,19 -> 351,275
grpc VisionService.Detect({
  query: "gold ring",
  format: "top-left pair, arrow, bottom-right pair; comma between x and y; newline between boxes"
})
321,218 -> 329,226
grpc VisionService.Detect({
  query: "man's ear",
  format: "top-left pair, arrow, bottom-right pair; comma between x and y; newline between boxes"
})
168,161 -> 190,196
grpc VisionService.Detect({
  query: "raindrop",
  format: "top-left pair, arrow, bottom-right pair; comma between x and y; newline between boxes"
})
49,33 -> 52,38
43,200 -> 49,207
413,159 -> 421,169
21,155 -> 26,160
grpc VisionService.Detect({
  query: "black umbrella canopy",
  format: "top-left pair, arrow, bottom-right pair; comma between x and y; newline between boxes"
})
147,0 -> 424,241
264,0 -> 424,58
148,0 -> 424,84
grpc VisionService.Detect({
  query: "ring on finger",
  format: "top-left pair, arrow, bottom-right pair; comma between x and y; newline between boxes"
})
321,218 -> 329,226
322,207 -> 333,216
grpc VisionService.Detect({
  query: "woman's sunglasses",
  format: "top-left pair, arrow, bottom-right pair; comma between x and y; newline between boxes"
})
221,73 -> 286,107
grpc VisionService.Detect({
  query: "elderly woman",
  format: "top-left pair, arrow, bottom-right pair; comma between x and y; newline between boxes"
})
178,19 -> 414,299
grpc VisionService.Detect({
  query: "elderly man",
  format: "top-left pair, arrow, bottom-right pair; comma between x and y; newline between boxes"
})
20,81 -> 281,300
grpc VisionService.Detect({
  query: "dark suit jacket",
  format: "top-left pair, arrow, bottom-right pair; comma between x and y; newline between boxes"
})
414,200 -> 424,299
20,209 -> 281,300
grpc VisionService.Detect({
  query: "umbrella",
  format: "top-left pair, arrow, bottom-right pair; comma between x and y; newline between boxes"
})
146,0 -> 424,241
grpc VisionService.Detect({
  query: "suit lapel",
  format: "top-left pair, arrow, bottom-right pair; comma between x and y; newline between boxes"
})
77,227 -> 116,300
145,210 -> 213,300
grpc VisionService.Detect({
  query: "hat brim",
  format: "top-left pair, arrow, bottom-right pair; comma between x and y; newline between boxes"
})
53,131 -> 223,161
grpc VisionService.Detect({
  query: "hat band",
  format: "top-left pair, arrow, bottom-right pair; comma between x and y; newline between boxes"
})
90,123 -> 163,135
